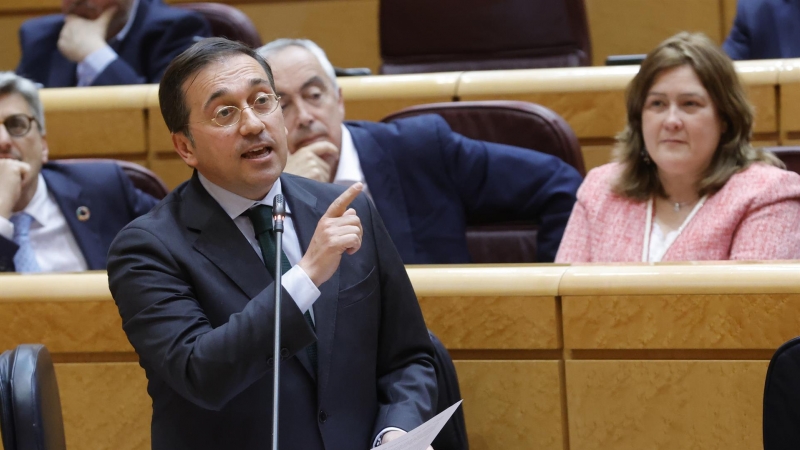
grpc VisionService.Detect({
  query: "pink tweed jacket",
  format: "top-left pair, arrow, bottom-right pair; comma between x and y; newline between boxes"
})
555,162 -> 800,262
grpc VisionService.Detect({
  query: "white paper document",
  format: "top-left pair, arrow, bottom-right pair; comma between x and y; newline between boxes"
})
378,400 -> 463,450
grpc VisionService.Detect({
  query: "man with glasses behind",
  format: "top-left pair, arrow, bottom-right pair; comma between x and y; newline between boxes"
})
0,72 -> 158,272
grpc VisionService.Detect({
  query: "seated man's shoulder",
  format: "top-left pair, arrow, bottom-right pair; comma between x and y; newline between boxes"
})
19,14 -> 64,39
44,160 -> 123,183
348,114 -> 449,137
145,1 -> 210,27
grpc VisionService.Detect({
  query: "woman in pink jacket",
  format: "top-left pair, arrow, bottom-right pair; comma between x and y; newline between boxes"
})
556,32 -> 800,263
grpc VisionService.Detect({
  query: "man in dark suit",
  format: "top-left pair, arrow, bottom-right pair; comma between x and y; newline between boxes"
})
107,38 -> 437,450
257,39 -> 582,264
16,0 -> 210,87
723,0 -> 800,60
0,72 -> 157,272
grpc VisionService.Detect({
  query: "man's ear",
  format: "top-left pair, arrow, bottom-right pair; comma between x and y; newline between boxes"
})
40,135 -> 49,163
336,86 -> 345,115
172,132 -> 198,168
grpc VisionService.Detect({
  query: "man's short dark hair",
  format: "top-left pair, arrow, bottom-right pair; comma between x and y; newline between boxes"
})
159,37 -> 276,142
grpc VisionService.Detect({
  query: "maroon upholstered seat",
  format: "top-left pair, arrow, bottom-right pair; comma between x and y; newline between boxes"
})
379,0 -> 591,74
381,101 -> 585,175
763,146 -> 800,176
57,159 -> 169,200
174,3 -> 261,48
380,101 -> 583,263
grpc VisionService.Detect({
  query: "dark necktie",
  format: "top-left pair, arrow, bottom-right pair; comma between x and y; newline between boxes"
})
246,205 -> 317,372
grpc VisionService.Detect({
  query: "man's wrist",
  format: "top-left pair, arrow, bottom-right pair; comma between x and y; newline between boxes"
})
373,427 -> 406,448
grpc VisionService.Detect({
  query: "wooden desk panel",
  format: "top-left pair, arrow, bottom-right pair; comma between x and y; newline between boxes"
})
584,0 -> 723,66
421,296 -> 559,350
56,362 -> 150,450
565,360 -> 766,450
40,85 -> 152,158
456,360 -> 564,450
779,60 -> 800,144
562,294 -> 800,350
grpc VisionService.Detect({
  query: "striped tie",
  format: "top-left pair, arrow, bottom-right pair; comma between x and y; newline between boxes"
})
11,212 -> 41,273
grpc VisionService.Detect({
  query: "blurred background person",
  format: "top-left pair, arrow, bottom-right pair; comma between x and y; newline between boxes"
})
723,0 -> 800,60
258,38 -> 582,264
556,32 -> 800,263
16,0 -> 210,87
0,72 -> 157,273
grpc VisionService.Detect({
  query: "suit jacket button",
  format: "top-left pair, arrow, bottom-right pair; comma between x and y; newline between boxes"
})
280,348 -> 289,358
318,410 -> 327,423
267,357 -> 274,367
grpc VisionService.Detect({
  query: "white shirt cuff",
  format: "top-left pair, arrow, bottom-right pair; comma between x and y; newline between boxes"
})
76,44 -> 118,87
0,216 -> 13,240
373,427 -> 406,448
281,265 -> 320,318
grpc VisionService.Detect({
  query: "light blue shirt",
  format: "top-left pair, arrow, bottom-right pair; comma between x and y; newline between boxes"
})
198,173 -> 320,321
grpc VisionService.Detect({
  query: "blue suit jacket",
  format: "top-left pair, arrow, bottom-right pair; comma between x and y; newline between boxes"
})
723,0 -> 800,60
0,162 -> 158,272
108,172 -> 436,450
347,115 -> 582,263
16,0 -> 210,87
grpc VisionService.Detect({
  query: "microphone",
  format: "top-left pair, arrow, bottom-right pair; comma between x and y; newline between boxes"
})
273,194 -> 285,232
271,194 -> 285,450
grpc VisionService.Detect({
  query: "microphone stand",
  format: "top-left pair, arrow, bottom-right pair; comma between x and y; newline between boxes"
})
271,194 -> 286,450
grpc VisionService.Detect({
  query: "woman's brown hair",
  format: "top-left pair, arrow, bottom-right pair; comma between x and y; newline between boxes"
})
612,32 -> 782,200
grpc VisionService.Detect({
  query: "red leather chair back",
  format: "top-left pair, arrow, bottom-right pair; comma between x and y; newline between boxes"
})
763,146 -> 800,175
57,159 -> 169,200
381,101 -> 583,263
175,3 -> 262,48
379,0 -> 591,74
381,101 -> 585,176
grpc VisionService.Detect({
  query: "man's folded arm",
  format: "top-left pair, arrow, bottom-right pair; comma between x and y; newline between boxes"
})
108,225 -> 315,410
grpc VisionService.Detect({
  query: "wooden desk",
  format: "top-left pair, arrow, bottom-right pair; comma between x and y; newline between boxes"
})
4,263 -> 799,450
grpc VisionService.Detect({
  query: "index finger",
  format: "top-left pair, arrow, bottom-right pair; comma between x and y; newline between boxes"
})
323,182 -> 363,218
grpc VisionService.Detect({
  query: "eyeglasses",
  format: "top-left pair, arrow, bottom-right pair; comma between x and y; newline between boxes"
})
1,114 -> 37,137
193,94 -> 281,128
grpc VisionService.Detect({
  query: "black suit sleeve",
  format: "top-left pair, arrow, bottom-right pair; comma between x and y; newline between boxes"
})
366,195 -> 437,435
432,117 -> 582,262
108,226 -> 315,410
722,1 -> 751,60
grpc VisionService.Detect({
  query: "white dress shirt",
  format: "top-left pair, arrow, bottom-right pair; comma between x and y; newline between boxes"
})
333,125 -> 371,198
0,174 -> 88,272
76,0 -> 140,87
198,174 -> 320,320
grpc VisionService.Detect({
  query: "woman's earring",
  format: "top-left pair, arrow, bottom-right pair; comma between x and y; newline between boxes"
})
641,149 -> 651,165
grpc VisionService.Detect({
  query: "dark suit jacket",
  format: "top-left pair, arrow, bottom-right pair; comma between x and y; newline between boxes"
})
723,0 -> 800,60
0,162 -> 158,272
347,115 -> 582,263
107,173 -> 436,450
16,0 -> 210,87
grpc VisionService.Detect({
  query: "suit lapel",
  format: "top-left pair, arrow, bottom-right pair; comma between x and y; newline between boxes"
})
181,174 -> 269,300
346,123 -> 417,262
42,167 -> 104,269
281,175 -> 339,388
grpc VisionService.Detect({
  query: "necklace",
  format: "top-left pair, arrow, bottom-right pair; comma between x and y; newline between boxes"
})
672,201 -> 693,212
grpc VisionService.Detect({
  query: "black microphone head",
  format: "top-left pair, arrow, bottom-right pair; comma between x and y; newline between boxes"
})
273,194 -> 286,216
